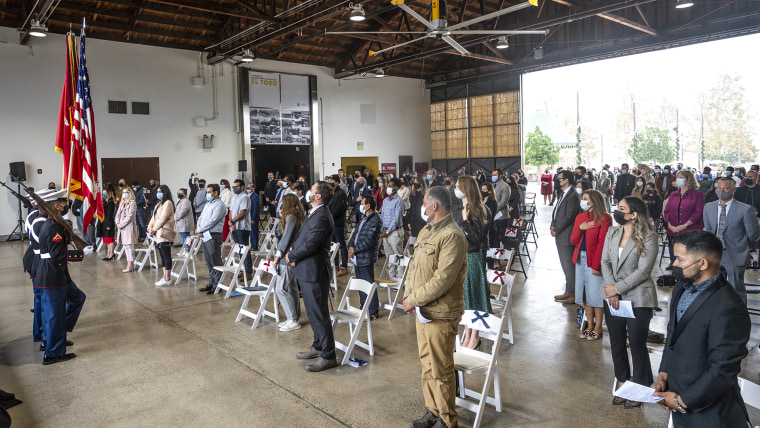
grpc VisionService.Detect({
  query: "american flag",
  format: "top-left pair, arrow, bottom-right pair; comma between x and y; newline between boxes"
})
71,25 -> 104,232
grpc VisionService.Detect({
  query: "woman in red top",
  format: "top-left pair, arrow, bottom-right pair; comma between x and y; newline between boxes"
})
374,176 -> 388,211
570,189 -> 612,341
540,169 -> 553,205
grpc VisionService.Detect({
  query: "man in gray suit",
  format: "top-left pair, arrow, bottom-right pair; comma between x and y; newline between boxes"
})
552,170 -> 581,304
702,177 -> 760,303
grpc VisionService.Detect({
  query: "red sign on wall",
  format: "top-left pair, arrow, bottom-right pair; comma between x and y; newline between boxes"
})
415,162 -> 429,175
381,163 -> 397,176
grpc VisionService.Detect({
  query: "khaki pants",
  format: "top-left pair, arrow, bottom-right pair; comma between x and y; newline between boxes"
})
383,228 -> 404,276
416,315 -> 461,428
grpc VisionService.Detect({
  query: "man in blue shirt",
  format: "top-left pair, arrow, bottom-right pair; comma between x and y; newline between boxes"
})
196,184 -> 227,294
380,177 -> 405,277
229,179 -> 253,276
247,182 -> 260,251
193,179 -> 207,220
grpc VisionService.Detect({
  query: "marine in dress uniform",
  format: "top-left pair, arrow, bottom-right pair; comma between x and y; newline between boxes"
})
34,190 -> 88,365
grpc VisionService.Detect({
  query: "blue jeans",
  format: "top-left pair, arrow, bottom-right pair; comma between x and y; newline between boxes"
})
332,226 -> 348,268
575,251 -> 604,307
231,230 -> 253,274
354,264 -> 379,317
179,232 -> 190,249
135,207 -> 147,239
249,221 -> 259,250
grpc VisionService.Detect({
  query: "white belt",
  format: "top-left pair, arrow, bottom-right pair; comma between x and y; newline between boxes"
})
33,249 -> 40,254
40,253 -> 51,259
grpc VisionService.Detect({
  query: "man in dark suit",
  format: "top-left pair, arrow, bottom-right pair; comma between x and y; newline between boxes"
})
263,171 -> 278,218
286,181 -> 337,372
614,163 -> 636,202
655,231 -> 751,427
350,176 -> 371,224
328,175 -> 349,277
551,170 -> 581,304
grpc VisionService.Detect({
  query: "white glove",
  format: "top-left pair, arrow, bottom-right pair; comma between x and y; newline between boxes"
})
83,246 -> 94,256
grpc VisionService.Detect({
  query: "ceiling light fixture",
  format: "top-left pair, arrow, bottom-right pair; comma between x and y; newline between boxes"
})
495,36 -> 509,49
29,19 -> 47,37
534,46 -> 544,59
675,0 -> 694,8
240,49 -> 254,62
349,3 -> 366,21
374,68 -> 384,78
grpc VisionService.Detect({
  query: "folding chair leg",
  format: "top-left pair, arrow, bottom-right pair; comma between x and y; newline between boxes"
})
236,295 -> 252,322
341,321 -> 362,365
366,321 -> 374,356
458,371 -> 466,399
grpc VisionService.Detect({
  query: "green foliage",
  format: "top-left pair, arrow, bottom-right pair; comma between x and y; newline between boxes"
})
525,126 -> 560,167
702,74 -> 757,164
627,126 -> 675,164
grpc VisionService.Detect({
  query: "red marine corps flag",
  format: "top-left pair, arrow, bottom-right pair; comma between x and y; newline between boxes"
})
54,33 -> 80,192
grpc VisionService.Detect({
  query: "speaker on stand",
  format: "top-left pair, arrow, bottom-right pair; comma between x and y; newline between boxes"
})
6,162 -> 26,241
238,159 -> 247,181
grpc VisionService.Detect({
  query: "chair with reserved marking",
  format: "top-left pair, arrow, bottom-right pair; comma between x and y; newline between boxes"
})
455,310 -> 508,428
259,217 -> 280,236
404,236 -> 417,257
235,259 -> 281,329
376,254 -> 411,320
330,277 -> 378,365
213,244 -> 251,298
486,269 -> 516,344
486,248 -> 514,273
170,236 -> 201,285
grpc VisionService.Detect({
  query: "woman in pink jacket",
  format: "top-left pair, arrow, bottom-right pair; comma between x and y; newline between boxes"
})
662,170 -> 704,268
116,186 -> 139,273
148,185 -> 176,286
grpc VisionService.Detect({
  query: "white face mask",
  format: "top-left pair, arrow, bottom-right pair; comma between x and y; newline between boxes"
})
575,188 -> 583,195
420,205 -> 430,222
580,200 -> 591,211
386,187 -> 393,196
454,188 -> 465,199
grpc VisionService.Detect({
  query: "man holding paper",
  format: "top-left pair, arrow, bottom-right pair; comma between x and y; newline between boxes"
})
197,184 -> 227,293
655,231 -> 751,427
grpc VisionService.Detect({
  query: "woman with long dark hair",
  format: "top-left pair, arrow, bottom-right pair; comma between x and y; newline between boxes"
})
601,196 -> 658,408
149,184 -> 176,286
99,183 -> 117,261
274,194 -> 306,331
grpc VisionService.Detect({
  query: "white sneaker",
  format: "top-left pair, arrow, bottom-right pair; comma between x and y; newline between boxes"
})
279,320 -> 301,332
155,278 -> 170,286
277,320 -> 289,328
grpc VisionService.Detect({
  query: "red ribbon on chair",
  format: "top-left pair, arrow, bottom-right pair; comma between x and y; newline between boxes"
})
493,249 -> 505,256
491,270 -> 506,285
263,260 -> 272,271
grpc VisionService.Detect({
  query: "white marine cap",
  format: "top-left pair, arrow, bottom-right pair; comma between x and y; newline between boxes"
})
40,188 -> 69,202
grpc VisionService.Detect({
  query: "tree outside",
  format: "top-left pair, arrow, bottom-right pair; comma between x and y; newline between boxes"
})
702,74 -> 757,164
627,126 -> 676,164
525,126 -> 560,167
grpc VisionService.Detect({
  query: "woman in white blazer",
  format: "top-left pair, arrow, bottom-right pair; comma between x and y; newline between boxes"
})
600,196 -> 658,408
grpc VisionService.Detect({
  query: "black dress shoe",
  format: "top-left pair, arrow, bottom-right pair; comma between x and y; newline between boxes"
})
43,353 -> 76,365
305,357 -> 338,372
33,337 -> 41,342
199,285 -> 213,292
30,308 -> 35,313
206,287 -> 217,295
39,340 -> 73,351
431,418 -> 456,428
411,410 -> 438,428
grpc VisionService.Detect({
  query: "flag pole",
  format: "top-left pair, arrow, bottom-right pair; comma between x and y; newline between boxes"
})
65,34 -> 76,199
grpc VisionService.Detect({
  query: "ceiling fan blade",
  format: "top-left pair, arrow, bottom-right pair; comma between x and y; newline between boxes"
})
395,2 -> 437,30
442,35 -> 469,56
447,0 -> 537,31
369,36 -> 427,56
447,29 -> 548,35
325,31 -> 427,35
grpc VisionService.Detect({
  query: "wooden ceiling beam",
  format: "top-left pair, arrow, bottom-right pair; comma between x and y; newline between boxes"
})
597,12 -> 658,36
444,50 -> 512,65
145,0 -> 277,23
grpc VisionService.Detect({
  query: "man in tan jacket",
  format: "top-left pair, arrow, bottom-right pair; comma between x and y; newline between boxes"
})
403,186 -> 467,428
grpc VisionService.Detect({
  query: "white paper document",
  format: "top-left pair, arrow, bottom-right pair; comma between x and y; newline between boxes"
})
613,381 -> 663,404
607,299 -> 636,318
494,211 -> 503,221
202,231 -> 212,242
416,308 -> 431,323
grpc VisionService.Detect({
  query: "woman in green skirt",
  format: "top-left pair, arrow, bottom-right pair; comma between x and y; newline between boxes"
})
453,175 -> 493,349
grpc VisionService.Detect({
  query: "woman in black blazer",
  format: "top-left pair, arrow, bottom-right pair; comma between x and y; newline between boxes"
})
98,183 -> 117,261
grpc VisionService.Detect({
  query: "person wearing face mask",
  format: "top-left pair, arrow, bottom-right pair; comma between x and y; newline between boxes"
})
654,231 -> 751,427
425,168 -> 444,188
147,178 -> 160,218
275,175 -> 297,215
540,169 -> 554,205
35,189 -> 89,365
663,170 -> 705,269
642,183 -> 663,228
552,170 -> 581,304
196,184 -> 227,293
219,178 -> 233,242
174,188 -> 194,255
614,163 -> 636,202
327,175 -> 349,277
363,168 -> 375,189
402,186 -> 467,428
380,178 -> 405,276
115,186 -> 138,272
570,189 -> 612,340
600,196 -> 658,407
192,179 -> 207,225
347,195 -> 383,320
574,166 -> 587,183
373,176 -> 388,211
246,183 -> 260,251
228,179 -> 253,279
148,185 -> 176,286
597,170 -> 612,211
631,177 -> 646,198
697,171 -> 714,194
264,171 -> 279,218
351,176 -> 371,224
491,168 -> 511,250
725,166 -> 741,186
701,177 -> 759,303
405,182 -> 427,239
733,170 -> 760,218
188,174 -> 200,224
97,184 -> 117,261
291,181 -> 310,212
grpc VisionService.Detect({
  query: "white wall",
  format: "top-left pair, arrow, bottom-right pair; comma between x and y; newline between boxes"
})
0,27 -> 430,236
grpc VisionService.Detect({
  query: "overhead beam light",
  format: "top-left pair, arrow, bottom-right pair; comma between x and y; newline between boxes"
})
495,36 -> 509,49
349,3 -> 366,21
29,19 -> 47,37
374,68 -> 384,78
241,49 -> 254,62
675,0 -> 694,8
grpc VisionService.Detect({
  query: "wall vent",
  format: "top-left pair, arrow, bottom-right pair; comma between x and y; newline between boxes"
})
108,100 -> 127,114
132,101 -> 150,115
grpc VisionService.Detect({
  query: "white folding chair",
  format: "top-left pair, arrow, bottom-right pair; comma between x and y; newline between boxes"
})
486,248 -> 514,272
486,269 -> 516,344
259,217 -> 279,235
329,242 -> 339,291
134,237 -> 158,272
170,236 -> 201,285
114,242 -> 125,260
235,259 -> 281,329
404,236 -> 417,257
455,310 -> 508,428
251,233 -> 277,265
213,244 -> 251,298
96,237 -> 103,252
377,254 -> 411,320
330,277 -> 378,365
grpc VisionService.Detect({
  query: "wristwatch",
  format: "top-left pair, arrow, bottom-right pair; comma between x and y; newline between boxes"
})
674,393 -> 687,414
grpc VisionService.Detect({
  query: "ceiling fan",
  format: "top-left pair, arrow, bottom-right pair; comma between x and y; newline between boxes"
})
326,0 -> 547,57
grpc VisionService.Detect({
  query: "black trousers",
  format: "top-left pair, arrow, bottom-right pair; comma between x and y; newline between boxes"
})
604,302 -> 654,386
300,278 -> 336,360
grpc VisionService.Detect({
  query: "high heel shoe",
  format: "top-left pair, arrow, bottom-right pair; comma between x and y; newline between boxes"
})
122,266 -> 135,273
103,255 -> 115,261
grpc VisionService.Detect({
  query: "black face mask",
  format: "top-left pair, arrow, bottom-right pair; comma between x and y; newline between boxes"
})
672,260 -> 701,285
48,186 -> 56,190
746,179 -> 755,186
646,189 -> 654,194
613,210 -> 629,225
481,191 -> 489,198
61,205 -> 70,216
177,194 -> 185,199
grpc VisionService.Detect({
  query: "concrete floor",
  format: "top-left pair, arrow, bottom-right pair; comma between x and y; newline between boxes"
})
3,191 -> 760,427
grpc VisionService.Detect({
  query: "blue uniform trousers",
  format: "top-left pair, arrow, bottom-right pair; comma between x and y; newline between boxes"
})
40,282 -> 86,357
32,278 -> 44,343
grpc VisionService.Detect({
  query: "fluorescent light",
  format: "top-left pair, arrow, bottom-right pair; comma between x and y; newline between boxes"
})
374,68 -> 384,78
241,49 -> 254,62
29,20 -> 47,37
676,0 -> 694,8
496,36 -> 509,49
349,3 -> 365,21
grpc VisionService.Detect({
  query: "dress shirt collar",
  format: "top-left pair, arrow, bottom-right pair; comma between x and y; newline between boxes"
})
683,273 -> 718,293
308,203 -> 324,217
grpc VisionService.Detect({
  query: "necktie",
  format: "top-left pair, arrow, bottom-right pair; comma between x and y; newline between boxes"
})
717,203 -> 726,244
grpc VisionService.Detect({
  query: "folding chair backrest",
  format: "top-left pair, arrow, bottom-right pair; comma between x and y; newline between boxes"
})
383,254 -> 410,280
486,269 -> 515,301
487,248 -> 514,271
329,242 -> 339,263
461,310 -> 506,351
257,258 -> 278,276
404,237 -> 417,257
338,277 -> 374,313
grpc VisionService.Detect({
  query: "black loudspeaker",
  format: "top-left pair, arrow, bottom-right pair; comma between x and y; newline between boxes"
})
238,160 -> 247,172
9,162 -> 26,182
